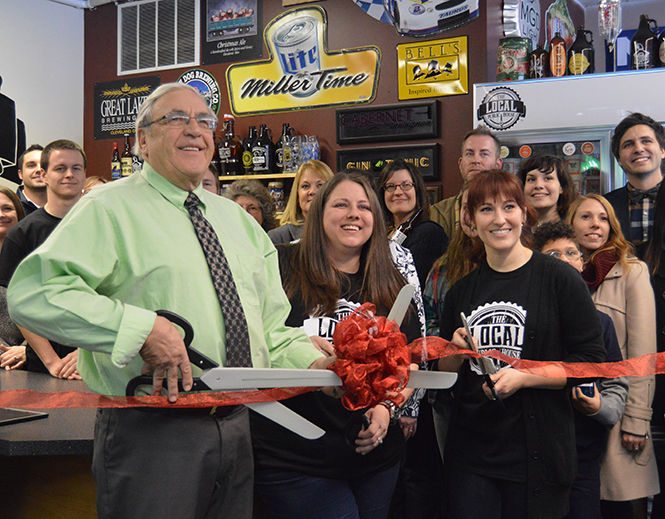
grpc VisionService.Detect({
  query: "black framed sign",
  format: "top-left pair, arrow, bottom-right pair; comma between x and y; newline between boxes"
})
94,76 -> 161,140
336,101 -> 438,145
337,143 -> 440,181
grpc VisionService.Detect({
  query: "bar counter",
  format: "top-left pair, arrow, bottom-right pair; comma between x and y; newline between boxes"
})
0,369 -> 96,518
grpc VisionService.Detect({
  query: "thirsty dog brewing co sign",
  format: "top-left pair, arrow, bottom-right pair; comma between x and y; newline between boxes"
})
226,6 -> 380,116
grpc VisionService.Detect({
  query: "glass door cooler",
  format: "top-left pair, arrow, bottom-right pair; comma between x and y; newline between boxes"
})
472,69 -> 665,196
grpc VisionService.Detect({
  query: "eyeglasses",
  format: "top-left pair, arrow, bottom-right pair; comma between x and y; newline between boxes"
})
140,111 -> 218,131
384,181 -> 415,193
547,250 -> 581,260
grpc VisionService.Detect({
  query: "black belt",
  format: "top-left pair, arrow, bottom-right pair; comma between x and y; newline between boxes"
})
131,405 -> 241,419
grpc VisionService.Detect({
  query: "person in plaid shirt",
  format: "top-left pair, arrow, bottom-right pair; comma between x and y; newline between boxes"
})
603,113 -> 665,258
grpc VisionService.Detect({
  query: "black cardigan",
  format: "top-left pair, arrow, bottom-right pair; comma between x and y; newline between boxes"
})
440,252 -> 606,519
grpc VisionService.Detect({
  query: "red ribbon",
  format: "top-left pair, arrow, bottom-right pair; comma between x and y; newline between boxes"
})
4,312 -> 665,411
0,386 -> 313,410
409,336 -> 665,379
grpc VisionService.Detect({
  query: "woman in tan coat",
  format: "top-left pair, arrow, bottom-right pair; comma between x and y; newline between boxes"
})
568,194 -> 659,519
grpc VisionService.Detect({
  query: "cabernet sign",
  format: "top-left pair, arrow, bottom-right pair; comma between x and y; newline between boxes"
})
94,77 -> 160,140
227,6 -> 379,116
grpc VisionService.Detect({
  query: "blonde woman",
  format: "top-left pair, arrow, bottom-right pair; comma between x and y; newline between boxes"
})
268,159 -> 333,245
568,194 -> 659,518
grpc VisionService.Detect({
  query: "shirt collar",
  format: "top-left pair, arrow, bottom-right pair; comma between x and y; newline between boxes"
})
141,162 -> 207,211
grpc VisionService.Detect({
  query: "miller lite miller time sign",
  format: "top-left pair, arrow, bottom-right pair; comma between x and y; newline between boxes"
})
227,6 -> 380,116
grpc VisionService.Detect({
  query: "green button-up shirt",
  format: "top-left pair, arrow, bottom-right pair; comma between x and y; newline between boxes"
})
7,164 -> 322,395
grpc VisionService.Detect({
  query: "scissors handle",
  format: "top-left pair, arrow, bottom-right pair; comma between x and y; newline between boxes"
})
125,310 -> 217,396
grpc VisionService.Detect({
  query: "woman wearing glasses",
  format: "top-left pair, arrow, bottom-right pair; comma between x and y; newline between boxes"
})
568,194 -> 659,518
377,160 -> 448,288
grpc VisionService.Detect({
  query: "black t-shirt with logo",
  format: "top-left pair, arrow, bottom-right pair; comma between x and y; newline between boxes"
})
251,243 -> 420,480
442,258 -> 533,481
440,252 -> 605,485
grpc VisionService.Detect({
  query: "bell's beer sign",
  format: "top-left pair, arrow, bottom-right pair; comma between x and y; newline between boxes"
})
396,36 -> 468,100
227,6 -> 380,116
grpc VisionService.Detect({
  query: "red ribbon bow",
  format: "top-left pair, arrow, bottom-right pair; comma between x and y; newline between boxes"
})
330,303 -> 411,411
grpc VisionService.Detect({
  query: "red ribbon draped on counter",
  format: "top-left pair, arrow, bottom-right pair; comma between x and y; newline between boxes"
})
2,301 -> 665,411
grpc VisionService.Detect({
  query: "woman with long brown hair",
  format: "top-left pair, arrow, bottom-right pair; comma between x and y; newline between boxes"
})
568,193 -> 659,518
252,171 -> 421,519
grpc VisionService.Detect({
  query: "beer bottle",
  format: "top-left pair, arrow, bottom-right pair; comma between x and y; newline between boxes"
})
630,15 -> 658,70
549,32 -> 567,77
275,123 -> 295,173
219,117 -> 242,175
210,133 -> 221,176
241,125 -> 257,175
529,44 -> 550,78
121,133 -> 133,177
568,27 -> 594,75
111,142 -> 121,180
252,124 -> 274,173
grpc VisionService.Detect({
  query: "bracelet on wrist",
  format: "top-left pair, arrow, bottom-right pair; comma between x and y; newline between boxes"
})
378,400 -> 397,420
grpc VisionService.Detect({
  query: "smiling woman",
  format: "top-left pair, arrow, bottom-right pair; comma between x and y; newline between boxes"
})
517,154 -> 576,229
435,170 -> 605,519
567,194 -> 660,510
377,160 -> 448,287
252,171 -> 422,519
0,188 -> 24,253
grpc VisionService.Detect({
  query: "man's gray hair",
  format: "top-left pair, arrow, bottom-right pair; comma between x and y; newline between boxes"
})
133,82 -> 217,158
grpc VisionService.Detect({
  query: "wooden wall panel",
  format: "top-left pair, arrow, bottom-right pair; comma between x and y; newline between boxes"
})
84,0 -> 491,198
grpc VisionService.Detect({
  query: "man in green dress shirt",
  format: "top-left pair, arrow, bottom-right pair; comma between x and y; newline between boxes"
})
7,83 -> 329,519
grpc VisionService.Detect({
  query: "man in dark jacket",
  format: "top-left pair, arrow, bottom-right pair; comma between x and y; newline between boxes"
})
604,113 -> 665,257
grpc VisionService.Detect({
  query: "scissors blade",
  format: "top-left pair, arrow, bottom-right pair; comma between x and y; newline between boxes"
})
406,370 -> 458,389
245,400 -> 325,439
200,367 -> 342,390
387,284 -> 416,327
200,367 -> 457,390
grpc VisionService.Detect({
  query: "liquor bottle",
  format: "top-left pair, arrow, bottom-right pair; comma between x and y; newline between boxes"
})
219,117 -> 242,175
659,27 -> 665,67
630,14 -> 658,70
549,32 -> 567,77
568,27 -> 595,75
275,123 -> 296,173
529,44 -> 550,78
121,133 -> 133,177
111,142 -> 121,180
241,125 -> 257,175
252,124 -> 274,173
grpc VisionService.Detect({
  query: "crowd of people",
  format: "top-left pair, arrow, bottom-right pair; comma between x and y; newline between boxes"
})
1,82 -> 664,519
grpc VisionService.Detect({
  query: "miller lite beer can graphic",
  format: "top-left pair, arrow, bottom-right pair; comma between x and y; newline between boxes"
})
272,16 -> 320,97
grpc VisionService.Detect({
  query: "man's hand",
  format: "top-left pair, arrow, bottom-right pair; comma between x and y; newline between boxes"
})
51,350 -> 81,380
0,344 -> 26,370
139,315 -> 193,403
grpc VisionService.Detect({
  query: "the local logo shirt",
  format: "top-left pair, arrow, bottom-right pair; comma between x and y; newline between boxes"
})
467,301 -> 526,374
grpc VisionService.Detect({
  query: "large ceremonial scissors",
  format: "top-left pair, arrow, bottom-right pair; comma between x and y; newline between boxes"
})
126,286 -> 458,439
